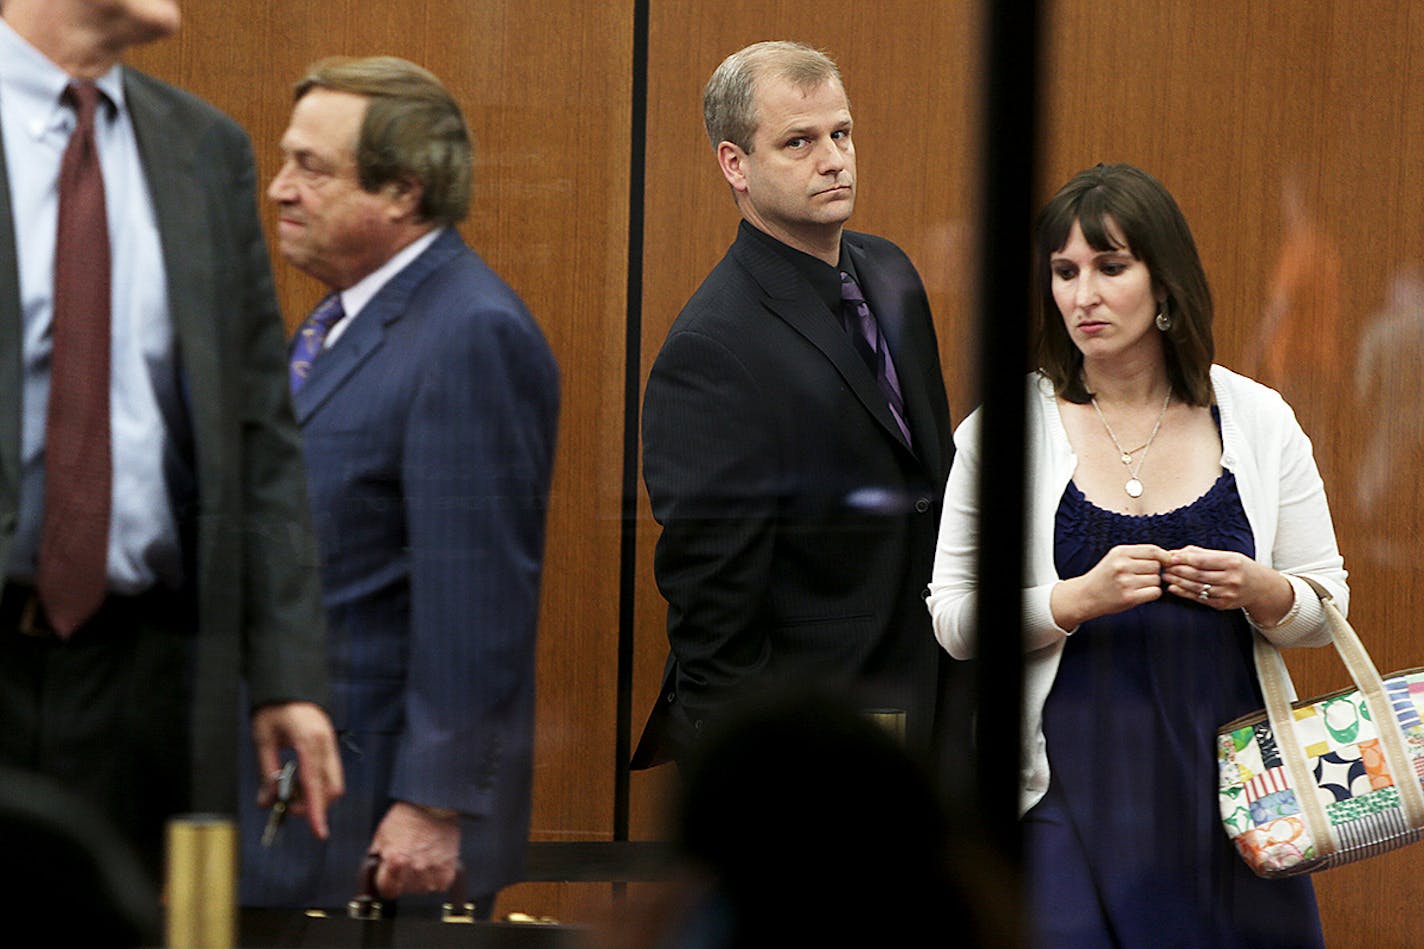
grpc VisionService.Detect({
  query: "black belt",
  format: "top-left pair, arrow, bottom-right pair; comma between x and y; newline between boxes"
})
0,582 -> 177,638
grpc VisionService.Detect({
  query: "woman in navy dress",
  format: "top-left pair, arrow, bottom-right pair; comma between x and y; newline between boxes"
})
927,163 -> 1348,947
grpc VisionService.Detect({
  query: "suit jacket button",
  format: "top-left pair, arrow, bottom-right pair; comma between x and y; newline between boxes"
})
914,497 -> 931,513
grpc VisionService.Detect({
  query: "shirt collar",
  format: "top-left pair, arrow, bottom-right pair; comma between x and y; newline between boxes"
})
739,219 -> 856,316
339,226 -> 444,321
0,16 -> 127,141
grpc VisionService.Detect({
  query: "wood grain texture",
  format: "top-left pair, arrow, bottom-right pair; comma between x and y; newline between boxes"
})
1039,2 -> 1424,944
125,0 -> 1424,940
632,0 -> 984,852
130,0 -> 631,925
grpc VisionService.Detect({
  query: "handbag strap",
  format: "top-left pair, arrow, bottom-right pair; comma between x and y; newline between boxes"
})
1253,576 -> 1424,855
1252,628 -> 1336,854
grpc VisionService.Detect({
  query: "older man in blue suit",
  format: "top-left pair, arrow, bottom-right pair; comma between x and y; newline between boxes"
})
240,56 -> 559,917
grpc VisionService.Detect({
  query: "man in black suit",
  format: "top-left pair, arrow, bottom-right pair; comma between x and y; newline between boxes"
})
633,41 -> 955,770
0,0 -> 342,883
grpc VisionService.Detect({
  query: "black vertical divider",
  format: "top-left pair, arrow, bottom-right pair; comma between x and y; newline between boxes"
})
608,0 -> 1040,923
613,0 -> 651,867
974,0 -> 1039,942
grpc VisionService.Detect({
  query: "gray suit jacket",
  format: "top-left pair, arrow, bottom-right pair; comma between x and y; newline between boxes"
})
0,66 -> 329,813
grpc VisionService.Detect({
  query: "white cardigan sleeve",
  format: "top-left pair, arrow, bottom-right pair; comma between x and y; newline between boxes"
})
927,385 -> 1072,659
926,411 -> 984,659
1216,365 -> 1348,649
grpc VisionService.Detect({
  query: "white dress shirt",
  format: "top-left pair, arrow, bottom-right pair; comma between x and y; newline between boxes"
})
0,17 -> 183,591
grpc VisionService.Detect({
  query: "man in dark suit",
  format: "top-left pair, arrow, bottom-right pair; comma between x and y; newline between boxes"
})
0,0 -> 342,885
240,56 -> 559,915
632,41 -> 955,770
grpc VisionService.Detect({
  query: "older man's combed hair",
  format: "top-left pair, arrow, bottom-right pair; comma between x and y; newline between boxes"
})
296,56 -> 473,226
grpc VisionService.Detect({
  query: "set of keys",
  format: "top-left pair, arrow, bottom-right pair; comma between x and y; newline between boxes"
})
261,759 -> 299,847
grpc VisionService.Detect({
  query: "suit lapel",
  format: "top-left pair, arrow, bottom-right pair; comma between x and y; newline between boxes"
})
292,228 -> 463,424
732,229 -> 915,455
126,70 -> 216,457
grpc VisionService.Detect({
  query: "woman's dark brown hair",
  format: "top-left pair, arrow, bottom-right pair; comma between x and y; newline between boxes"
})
1034,163 -> 1215,405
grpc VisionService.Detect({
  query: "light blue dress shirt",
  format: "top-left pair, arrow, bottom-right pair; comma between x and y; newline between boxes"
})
0,18 -> 185,592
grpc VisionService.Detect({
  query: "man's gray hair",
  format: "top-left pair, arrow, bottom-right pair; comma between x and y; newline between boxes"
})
702,41 -> 846,152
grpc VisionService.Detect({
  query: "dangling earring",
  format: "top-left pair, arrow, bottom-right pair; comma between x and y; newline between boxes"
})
1155,302 -> 1173,332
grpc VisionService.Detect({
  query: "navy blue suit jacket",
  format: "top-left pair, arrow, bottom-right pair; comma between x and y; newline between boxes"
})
633,222 -> 955,769
240,228 -> 559,907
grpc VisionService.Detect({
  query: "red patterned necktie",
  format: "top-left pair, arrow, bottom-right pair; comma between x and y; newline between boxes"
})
37,82 -> 111,638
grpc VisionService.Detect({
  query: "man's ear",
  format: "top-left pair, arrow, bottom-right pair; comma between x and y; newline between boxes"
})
716,141 -> 750,194
384,177 -> 424,220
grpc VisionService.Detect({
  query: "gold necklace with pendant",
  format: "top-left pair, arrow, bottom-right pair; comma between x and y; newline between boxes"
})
1090,390 -> 1172,499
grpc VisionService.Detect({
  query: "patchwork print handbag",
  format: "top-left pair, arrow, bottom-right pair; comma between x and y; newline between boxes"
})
1216,577 -> 1424,878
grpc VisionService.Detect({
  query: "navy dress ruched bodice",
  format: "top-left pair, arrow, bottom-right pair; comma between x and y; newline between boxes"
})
1027,467 -> 1324,948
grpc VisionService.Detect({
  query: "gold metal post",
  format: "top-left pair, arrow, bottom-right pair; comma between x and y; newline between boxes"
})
165,814 -> 237,948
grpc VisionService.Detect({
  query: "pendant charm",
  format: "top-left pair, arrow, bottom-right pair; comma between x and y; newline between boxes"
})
1120,452 -> 1133,465
1125,478 -> 1144,498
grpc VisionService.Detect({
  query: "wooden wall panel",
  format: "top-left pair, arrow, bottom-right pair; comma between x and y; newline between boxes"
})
633,0 -> 985,843
636,1 -> 1424,945
129,0 -> 632,925
114,0 -> 1424,941
1040,1 -> 1424,944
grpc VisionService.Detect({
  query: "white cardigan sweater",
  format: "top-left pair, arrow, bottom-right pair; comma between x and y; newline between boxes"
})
926,365 -> 1349,815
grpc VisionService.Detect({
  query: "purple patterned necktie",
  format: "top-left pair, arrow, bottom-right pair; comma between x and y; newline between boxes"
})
38,82 -> 110,638
289,292 -> 345,394
839,271 -> 912,447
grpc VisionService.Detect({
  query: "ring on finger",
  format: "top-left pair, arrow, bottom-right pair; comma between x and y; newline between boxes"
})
1198,583 -> 1212,601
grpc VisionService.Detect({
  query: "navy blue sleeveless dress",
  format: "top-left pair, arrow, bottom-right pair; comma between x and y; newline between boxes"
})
1026,465 -> 1325,948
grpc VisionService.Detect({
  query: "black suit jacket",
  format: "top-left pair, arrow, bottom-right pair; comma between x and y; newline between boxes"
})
0,67 -> 328,812
633,222 -> 954,767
